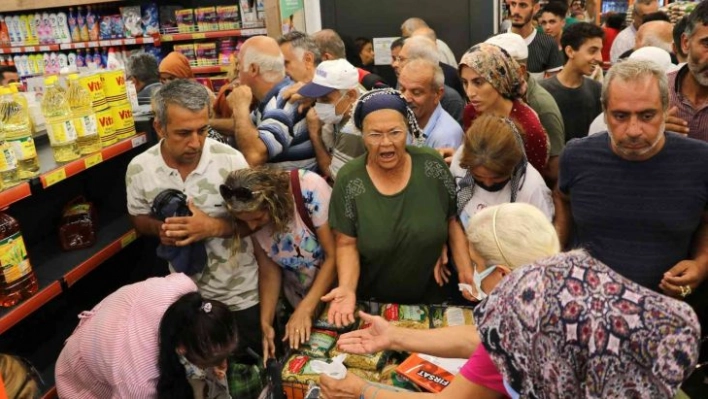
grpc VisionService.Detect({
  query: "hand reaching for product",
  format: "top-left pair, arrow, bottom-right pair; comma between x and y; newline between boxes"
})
321,287 -> 357,328
336,311 -> 392,355
283,305 -> 313,350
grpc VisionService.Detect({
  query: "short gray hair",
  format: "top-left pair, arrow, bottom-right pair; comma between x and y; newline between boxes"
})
152,79 -> 211,130
126,52 -> 159,83
601,59 -> 668,112
401,17 -> 428,36
403,36 -> 440,64
313,29 -> 346,59
241,44 -> 286,83
277,31 -> 322,64
402,58 -> 444,90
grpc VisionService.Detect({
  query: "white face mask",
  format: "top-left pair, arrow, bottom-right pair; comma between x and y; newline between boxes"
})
314,94 -> 347,125
472,264 -> 498,301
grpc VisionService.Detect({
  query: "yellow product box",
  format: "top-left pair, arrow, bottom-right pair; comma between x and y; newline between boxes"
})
111,103 -> 136,140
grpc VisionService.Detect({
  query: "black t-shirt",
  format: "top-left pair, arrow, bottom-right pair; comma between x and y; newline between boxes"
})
559,132 -> 708,289
540,75 -> 602,141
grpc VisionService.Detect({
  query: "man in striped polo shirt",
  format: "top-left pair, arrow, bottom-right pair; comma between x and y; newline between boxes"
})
507,0 -> 564,80
555,59 -> 708,300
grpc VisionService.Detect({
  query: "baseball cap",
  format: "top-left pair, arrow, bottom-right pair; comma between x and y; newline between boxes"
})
298,59 -> 359,98
484,33 -> 528,61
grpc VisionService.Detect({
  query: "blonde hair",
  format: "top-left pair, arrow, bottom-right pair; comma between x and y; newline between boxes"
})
222,166 -> 295,235
466,203 -> 560,269
459,114 -> 524,177
0,354 -> 40,399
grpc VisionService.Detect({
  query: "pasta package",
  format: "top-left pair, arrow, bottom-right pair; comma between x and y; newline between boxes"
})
313,303 -> 360,332
380,364 -> 422,392
430,306 -> 475,328
396,353 -> 466,393
381,304 -> 429,329
348,367 -> 382,382
281,354 -> 320,385
329,347 -> 390,372
300,329 -> 337,358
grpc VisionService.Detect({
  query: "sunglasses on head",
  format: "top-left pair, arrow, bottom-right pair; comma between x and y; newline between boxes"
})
219,185 -> 262,202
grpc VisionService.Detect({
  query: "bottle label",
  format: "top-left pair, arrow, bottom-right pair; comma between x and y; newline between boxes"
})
73,113 -> 98,138
0,231 -> 31,284
0,143 -> 18,172
8,136 -> 37,161
46,119 -> 78,144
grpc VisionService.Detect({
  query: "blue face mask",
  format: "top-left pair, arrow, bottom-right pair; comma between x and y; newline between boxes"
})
472,264 -> 498,301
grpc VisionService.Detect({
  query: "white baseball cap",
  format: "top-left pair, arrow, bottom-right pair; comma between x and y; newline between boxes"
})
485,33 -> 528,61
629,47 -> 677,73
298,59 -> 359,98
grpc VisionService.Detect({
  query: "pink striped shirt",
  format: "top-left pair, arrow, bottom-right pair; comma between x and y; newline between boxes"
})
55,273 -> 197,398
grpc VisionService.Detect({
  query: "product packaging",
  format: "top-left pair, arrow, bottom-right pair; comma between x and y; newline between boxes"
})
175,9 -> 195,33
195,7 -> 217,32
380,304 -> 430,329
216,6 -> 240,30
142,4 -> 159,35
59,197 -> 98,251
120,6 -> 143,38
396,353 -> 466,393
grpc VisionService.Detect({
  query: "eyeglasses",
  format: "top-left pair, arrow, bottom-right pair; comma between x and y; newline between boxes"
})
365,130 -> 405,143
219,185 -> 262,202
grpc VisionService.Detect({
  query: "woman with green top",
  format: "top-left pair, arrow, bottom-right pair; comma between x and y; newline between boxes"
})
322,88 -> 474,326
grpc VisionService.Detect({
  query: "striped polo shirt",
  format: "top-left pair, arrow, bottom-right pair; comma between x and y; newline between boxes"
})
510,28 -> 564,81
668,64 -> 708,143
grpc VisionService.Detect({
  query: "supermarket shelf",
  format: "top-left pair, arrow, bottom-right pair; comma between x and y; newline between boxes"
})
59,35 -> 158,50
38,133 -> 148,189
191,65 -> 230,74
0,0 -> 120,13
0,215 -> 138,335
160,28 -> 267,42
0,44 -> 61,54
0,181 -> 31,210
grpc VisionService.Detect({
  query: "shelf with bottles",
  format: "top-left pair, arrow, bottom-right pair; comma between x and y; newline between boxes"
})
0,215 -> 138,335
0,1 -> 119,14
160,27 -> 267,43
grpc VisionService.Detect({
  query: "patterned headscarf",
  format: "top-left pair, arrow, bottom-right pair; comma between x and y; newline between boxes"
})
474,250 -> 701,399
456,117 -> 527,215
459,43 -> 524,100
353,88 -> 423,143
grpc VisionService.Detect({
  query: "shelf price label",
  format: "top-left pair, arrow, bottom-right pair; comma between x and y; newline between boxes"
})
84,153 -> 103,169
121,230 -> 138,248
193,33 -> 206,39
124,39 -> 136,45
39,46 -> 50,52
43,168 -> 67,187
131,135 -> 147,148
162,34 -> 173,41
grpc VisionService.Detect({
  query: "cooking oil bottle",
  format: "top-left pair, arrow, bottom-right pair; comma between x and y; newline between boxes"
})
0,211 -> 37,307
0,140 -> 19,189
41,76 -> 80,163
67,74 -> 101,155
0,87 -> 39,179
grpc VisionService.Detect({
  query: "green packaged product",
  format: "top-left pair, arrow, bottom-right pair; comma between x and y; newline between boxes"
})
281,354 -> 320,384
329,347 -> 390,372
300,329 -> 338,358
380,304 -> 429,329
430,306 -> 475,328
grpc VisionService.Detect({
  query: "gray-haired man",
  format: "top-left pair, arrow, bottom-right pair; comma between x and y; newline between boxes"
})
125,79 -> 261,354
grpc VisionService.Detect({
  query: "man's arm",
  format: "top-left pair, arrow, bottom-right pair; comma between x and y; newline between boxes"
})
130,214 -> 163,238
229,85 -> 269,166
553,187 -> 573,249
306,107 -> 333,178
209,117 -> 236,137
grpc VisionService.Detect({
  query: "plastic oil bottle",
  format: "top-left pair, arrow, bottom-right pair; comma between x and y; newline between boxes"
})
67,74 -> 101,155
42,76 -> 80,163
0,211 -> 38,307
0,111 -> 19,189
1,86 -> 39,179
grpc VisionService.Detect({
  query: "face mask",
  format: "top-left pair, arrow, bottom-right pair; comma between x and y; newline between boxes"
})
474,178 -> 510,192
178,353 -> 208,381
472,264 -> 498,301
314,95 -> 346,125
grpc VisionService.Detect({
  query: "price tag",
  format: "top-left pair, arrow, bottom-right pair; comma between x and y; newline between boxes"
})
44,168 -> 67,187
83,153 -> 103,169
99,40 -> 109,47
110,40 -> 122,46
162,34 -> 173,41
39,46 -> 50,51
87,42 -> 97,48
72,42 -> 86,49
193,33 -> 206,39
120,230 -> 137,248
124,38 -> 136,45
131,135 -> 147,148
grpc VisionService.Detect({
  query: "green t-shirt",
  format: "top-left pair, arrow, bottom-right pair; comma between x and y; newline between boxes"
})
329,146 -> 457,304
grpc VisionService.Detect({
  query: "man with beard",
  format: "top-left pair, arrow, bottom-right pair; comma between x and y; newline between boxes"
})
506,0 -> 564,80
555,59 -> 708,300
666,1 -> 708,141
540,22 -> 603,141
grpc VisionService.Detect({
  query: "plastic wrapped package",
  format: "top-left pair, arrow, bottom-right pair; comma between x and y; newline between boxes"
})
430,306 -> 475,328
380,304 -> 430,329
58,196 -> 98,251
300,329 -> 337,359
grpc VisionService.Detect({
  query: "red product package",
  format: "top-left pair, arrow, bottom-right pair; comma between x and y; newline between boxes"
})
396,353 -> 465,393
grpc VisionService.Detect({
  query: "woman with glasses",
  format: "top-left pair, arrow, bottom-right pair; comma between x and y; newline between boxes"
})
451,114 -> 553,232
321,203 -> 561,399
323,88 -> 474,325
459,43 -> 549,173
219,166 -> 336,358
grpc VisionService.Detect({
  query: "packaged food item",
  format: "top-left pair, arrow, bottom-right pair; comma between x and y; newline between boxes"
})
379,364 -> 422,391
196,42 -> 216,66
313,302 -> 360,332
381,304 -> 429,329
430,306 -> 475,328
175,9 -> 195,33
142,3 -> 159,35
300,329 -> 337,359
348,367 -> 382,382
195,7 -> 217,32
281,354 -> 320,385
120,6 -> 142,38
329,348 -> 389,372
396,353 -> 466,393
59,197 -> 98,251
173,44 -> 196,63
216,5 -> 240,30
